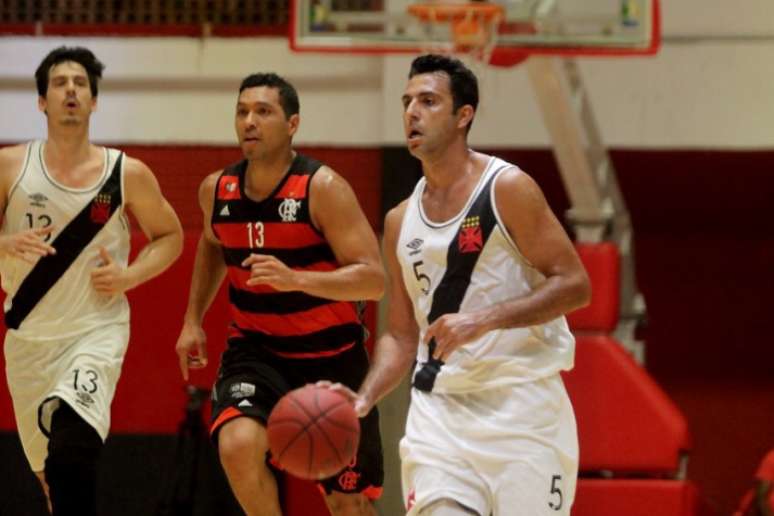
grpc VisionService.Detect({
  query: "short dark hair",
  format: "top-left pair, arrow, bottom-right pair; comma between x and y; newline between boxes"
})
35,46 -> 105,98
239,73 -> 300,119
409,54 -> 479,131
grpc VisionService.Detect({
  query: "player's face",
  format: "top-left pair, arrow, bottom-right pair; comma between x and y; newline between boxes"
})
38,61 -> 96,127
235,86 -> 299,161
402,72 -> 461,159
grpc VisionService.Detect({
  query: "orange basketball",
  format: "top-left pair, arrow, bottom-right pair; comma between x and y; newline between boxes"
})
267,384 -> 360,480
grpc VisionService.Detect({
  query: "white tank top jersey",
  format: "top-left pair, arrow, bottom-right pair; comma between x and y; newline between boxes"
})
0,141 -> 131,341
396,155 -> 575,393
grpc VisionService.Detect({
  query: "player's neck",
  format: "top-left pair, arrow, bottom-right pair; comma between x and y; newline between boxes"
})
44,130 -> 94,171
421,142 -> 475,190
244,148 -> 296,201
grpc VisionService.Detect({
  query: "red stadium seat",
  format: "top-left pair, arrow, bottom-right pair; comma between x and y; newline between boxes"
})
567,242 -> 620,333
566,243 -> 698,516
563,335 -> 691,475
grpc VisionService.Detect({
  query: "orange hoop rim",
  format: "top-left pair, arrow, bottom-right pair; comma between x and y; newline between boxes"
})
407,3 -> 505,23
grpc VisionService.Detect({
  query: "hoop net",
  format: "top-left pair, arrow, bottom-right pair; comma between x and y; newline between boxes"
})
407,3 -> 513,68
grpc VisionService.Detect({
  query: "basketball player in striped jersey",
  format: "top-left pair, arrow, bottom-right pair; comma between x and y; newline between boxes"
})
0,46 -> 183,515
175,73 -> 385,516
344,54 -> 592,515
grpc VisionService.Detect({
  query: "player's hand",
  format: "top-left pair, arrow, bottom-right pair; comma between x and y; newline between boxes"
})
175,323 -> 209,381
242,253 -> 299,291
91,247 -> 130,295
424,312 -> 487,361
0,226 -> 56,263
315,381 -> 373,418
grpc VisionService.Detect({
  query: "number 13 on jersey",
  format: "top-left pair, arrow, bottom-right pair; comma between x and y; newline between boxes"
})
247,221 -> 264,248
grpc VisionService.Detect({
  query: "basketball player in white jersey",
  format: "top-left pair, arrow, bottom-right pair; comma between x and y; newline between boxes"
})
0,46 -> 183,515
337,54 -> 591,515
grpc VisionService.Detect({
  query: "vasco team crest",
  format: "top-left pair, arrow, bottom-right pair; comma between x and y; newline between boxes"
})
90,193 -> 112,224
458,216 -> 483,253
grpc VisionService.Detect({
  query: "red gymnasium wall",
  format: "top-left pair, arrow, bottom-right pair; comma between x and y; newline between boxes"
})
0,145 -> 773,514
0,144 -> 382,434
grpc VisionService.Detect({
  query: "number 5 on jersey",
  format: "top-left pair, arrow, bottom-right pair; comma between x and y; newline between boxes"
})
412,260 -> 430,295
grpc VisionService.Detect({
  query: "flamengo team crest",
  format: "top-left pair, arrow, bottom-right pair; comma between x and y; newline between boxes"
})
278,198 -> 302,222
458,215 -> 483,253
90,193 -> 112,224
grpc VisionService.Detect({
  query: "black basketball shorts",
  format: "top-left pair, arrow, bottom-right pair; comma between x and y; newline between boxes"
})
210,337 -> 384,499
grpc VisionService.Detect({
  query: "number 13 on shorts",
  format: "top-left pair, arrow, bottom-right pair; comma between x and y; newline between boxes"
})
71,367 -> 100,409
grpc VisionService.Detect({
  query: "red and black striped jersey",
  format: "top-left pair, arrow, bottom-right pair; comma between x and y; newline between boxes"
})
211,154 -> 363,358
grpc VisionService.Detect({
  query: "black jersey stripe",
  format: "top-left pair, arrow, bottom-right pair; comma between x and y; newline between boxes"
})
5,153 -> 124,330
413,171 -> 500,393
229,284 -> 337,314
222,244 -> 336,269
233,322 -> 364,355
212,196 -> 312,224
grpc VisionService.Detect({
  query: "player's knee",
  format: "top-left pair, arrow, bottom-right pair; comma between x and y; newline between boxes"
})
419,498 -> 481,516
218,417 -> 268,469
45,402 -> 102,475
325,492 -> 373,516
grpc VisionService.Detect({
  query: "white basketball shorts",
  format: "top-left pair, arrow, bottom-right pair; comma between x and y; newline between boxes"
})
400,374 -> 578,516
4,323 -> 130,471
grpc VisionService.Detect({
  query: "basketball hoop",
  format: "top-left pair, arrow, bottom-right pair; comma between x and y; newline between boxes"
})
407,3 -> 505,66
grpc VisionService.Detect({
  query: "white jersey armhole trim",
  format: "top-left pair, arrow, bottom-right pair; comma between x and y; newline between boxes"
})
417,154 -> 497,229
117,150 -> 131,231
6,142 -> 34,205
490,165 -> 536,268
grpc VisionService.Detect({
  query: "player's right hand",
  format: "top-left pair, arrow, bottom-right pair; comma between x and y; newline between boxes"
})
0,226 -> 56,263
175,323 -> 208,381
315,380 -> 372,418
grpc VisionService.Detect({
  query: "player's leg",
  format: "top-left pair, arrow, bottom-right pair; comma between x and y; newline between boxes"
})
218,416 -> 281,516
4,331 -> 95,514
39,324 -> 128,515
488,377 -> 578,516
400,391 -> 490,516
210,341 -> 290,516
44,401 -> 103,516
34,472 -> 52,514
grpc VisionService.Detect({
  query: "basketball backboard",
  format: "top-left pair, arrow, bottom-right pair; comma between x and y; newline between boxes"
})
290,0 -> 660,58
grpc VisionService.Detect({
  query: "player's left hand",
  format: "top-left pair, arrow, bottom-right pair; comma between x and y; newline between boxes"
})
91,247 -> 130,295
242,253 -> 299,291
424,312 -> 487,361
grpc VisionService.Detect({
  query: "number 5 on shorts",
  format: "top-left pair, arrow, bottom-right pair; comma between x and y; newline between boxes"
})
548,474 -> 563,511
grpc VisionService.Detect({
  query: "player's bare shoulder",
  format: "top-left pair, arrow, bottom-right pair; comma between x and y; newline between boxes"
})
384,199 -> 409,243
0,144 -> 30,197
309,164 -> 352,198
121,156 -> 164,204
308,164 -> 362,227
198,169 -> 222,210
493,165 -> 546,215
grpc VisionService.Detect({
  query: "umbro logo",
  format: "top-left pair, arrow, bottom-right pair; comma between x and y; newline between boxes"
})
238,399 -> 253,407
220,205 -> 230,216
406,238 -> 423,256
29,192 -> 48,208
